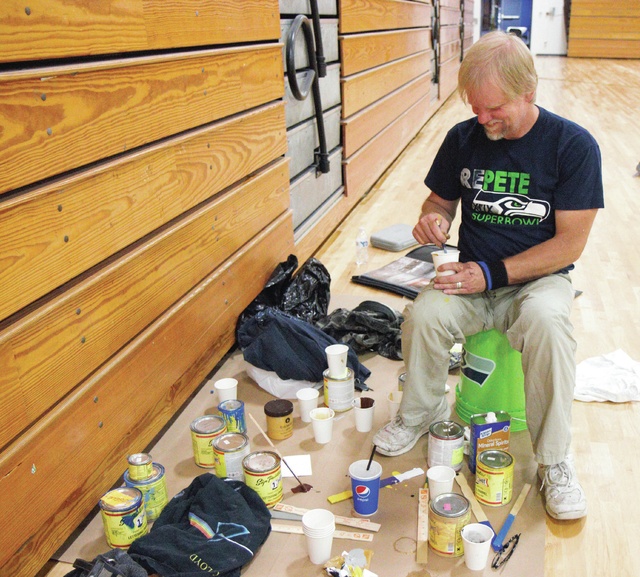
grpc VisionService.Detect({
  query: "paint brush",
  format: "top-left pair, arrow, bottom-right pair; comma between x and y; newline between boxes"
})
492,483 -> 532,551
248,412 -> 312,493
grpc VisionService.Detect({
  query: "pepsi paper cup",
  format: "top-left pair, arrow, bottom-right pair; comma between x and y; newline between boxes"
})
349,459 -> 382,516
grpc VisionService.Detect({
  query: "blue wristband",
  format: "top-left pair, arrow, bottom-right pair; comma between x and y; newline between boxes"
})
477,261 -> 508,290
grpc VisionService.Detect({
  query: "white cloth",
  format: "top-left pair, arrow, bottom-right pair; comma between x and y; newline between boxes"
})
574,349 -> 640,402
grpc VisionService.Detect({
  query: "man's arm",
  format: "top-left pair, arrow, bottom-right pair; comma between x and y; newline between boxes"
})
503,209 -> 598,284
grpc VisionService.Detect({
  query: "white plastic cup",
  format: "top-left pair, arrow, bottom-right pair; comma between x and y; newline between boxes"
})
213,377 -> 238,402
461,523 -> 495,571
432,249 -> 460,277
388,390 -> 403,420
426,465 -> 456,499
296,387 -> 320,423
309,407 -> 335,444
353,397 -> 376,432
325,344 -> 349,379
302,509 -> 335,564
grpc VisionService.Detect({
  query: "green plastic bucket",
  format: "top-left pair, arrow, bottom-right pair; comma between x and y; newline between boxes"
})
455,329 -> 527,431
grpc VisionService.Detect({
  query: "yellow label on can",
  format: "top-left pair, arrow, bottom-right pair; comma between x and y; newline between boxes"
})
99,489 -> 148,549
475,450 -> 514,506
428,508 -> 470,557
243,452 -> 283,508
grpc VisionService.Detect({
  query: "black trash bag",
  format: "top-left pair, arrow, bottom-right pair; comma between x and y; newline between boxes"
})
315,300 -> 404,361
281,257 -> 331,324
236,255 -> 331,339
128,474 -> 271,577
236,254 -> 298,333
237,308 -> 370,390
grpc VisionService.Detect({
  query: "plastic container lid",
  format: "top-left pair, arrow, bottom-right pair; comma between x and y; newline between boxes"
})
264,399 -> 294,418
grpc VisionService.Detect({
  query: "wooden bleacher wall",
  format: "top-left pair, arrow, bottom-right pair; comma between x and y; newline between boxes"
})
0,1 -> 469,575
568,0 -> 640,58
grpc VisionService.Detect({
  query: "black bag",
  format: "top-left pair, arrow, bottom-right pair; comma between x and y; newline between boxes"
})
128,474 -> 271,577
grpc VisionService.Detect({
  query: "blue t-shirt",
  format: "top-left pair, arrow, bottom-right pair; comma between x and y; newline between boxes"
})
425,106 -> 604,272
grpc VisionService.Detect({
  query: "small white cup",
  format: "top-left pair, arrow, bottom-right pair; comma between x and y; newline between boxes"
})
353,397 -> 375,432
302,509 -> 335,564
461,523 -> 495,571
325,343 -> 349,379
432,249 -> 460,277
296,387 -> 320,423
426,465 -> 456,500
309,407 -> 335,444
387,390 -> 403,420
213,377 -> 238,402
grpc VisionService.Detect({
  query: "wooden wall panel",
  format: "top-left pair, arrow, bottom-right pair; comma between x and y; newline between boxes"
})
340,0 -> 431,33
342,73 -> 431,157
0,45 -> 283,195
341,51 -> 431,117
344,94 -> 437,198
341,28 -> 432,76
0,160 -> 289,450
0,0 -> 280,63
0,3 -> 288,576
0,103 -> 286,322
568,0 -> 640,58
0,214 -> 294,577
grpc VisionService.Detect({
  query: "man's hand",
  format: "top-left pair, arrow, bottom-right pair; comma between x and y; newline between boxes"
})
413,212 -> 450,248
432,261 -> 487,294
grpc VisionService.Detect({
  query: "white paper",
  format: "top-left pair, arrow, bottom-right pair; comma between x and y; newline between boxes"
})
280,454 -> 313,477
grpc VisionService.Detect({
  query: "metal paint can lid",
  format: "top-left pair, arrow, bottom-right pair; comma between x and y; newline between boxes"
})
478,449 -> 514,469
99,487 -> 143,513
429,420 -> 464,440
218,399 -> 243,412
190,414 -> 226,435
264,399 -> 293,418
213,431 -> 249,452
430,493 -> 470,518
242,451 -> 280,473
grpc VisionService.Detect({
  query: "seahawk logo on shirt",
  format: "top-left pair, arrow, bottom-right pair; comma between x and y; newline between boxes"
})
472,189 -> 551,222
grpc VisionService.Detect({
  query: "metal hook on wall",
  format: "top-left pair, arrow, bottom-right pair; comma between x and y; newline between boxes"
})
285,14 -> 330,175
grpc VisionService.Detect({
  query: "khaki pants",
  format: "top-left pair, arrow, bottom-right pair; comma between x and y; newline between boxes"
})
400,273 -> 576,466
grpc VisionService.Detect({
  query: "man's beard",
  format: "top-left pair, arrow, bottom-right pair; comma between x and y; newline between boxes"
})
484,122 -> 505,141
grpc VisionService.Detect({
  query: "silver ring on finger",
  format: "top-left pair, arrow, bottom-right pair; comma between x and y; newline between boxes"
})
456,281 -> 462,289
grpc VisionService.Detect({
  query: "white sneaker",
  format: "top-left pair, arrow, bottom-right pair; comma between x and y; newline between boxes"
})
538,455 -> 587,520
373,403 -> 451,457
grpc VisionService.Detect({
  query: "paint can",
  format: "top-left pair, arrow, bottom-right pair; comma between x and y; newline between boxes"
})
99,487 -> 148,549
127,452 -> 153,481
213,431 -> 251,481
242,451 -> 283,508
475,449 -> 514,506
123,462 -> 169,522
428,492 -> 470,557
218,399 -> 247,433
190,415 -> 227,468
264,399 -> 294,440
469,411 -> 511,474
323,367 -> 354,412
427,420 -> 465,471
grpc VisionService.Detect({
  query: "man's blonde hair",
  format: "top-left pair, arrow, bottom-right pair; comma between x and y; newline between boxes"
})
458,31 -> 538,103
